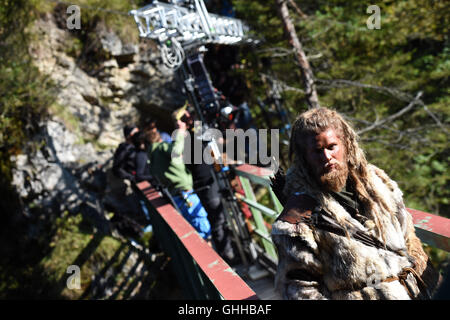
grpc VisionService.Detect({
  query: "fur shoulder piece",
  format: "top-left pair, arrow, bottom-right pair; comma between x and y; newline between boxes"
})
270,167 -> 287,206
271,193 -> 319,252
369,164 -> 404,197
276,193 -> 318,225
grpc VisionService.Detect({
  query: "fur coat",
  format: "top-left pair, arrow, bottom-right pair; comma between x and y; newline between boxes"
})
271,164 -> 441,300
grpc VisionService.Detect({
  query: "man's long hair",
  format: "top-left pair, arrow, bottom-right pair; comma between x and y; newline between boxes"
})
286,107 -> 393,242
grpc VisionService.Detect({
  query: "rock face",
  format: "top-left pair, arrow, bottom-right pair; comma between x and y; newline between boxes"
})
12,13 -> 185,236
29,14 -> 185,148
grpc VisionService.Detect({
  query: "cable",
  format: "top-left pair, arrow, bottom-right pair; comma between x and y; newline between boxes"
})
161,38 -> 185,70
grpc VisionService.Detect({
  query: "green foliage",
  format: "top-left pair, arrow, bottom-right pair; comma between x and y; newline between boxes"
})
0,0 -> 54,213
39,212 -> 124,299
0,210 -> 127,299
424,244 -> 450,274
77,0 -> 141,42
35,0 -> 141,39
234,0 -> 449,218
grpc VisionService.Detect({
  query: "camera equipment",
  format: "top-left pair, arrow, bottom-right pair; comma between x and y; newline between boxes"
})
179,49 -> 258,267
186,52 -> 219,124
129,0 -> 255,70
185,52 -> 242,131
130,0 -> 271,272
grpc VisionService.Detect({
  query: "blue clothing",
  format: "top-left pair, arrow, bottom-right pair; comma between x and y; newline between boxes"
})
159,131 -> 172,143
173,191 -> 211,239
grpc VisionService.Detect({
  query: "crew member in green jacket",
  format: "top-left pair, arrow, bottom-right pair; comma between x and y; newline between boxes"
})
148,105 -> 211,240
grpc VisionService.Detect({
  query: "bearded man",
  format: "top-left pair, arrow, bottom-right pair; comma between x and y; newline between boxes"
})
271,107 -> 441,300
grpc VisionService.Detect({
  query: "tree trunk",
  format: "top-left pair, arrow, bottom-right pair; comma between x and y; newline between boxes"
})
275,0 -> 320,109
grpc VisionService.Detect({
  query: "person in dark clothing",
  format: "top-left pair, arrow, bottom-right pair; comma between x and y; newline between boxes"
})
112,125 -> 139,182
194,174 -> 237,263
131,131 -> 156,231
108,124 -> 149,238
183,109 -> 238,264
132,131 -> 154,183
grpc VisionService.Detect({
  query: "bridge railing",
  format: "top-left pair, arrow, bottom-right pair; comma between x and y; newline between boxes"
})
134,181 -> 258,300
233,164 -> 281,265
233,164 -> 450,253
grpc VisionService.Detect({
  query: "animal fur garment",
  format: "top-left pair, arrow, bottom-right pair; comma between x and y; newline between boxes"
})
271,163 -> 441,300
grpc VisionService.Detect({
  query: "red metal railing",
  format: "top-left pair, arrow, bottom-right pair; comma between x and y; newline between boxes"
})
408,208 -> 450,252
136,180 -> 258,300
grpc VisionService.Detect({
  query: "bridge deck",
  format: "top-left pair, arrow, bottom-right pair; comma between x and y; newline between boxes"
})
230,264 -> 281,300
244,275 -> 281,300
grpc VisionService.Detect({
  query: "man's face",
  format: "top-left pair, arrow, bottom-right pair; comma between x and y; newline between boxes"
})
302,128 -> 348,192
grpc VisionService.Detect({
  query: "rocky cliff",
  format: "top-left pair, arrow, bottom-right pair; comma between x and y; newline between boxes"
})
4,10 -> 186,299
12,12 -> 186,222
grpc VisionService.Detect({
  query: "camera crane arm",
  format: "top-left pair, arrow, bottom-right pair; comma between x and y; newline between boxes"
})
129,0 -> 257,69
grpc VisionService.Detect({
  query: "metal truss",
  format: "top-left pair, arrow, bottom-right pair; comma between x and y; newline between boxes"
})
129,0 -> 256,69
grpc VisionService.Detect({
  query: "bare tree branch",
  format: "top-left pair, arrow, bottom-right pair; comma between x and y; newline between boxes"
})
316,78 -> 414,102
275,0 -> 320,109
255,47 -> 294,58
256,47 -> 293,55
256,47 -> 323,60
357,91 -> 423,135
369,140 -> 414,151
317,78 -> 449,134
422,105 -> 449,134
287,0 -> 308,19
261,73 -> 305,94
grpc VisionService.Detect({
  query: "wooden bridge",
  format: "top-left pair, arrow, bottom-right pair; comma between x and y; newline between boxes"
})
135,164 -> 450,300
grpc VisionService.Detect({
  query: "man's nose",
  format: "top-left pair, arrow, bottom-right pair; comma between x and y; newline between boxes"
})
322,149 -> 333,162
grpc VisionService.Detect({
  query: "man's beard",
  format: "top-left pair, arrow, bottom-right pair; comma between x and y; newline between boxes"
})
316,161 -> 349,192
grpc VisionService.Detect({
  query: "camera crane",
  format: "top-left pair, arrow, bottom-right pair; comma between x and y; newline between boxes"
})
129,1 -> 276,273
129,0 -> 254,70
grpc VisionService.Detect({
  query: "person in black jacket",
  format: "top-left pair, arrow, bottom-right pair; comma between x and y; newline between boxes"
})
107,125 -> 149,239
132,131 -> 154,183
112,125 -> 139,182
131,130 -> 156,231
182,108 -> 238,264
